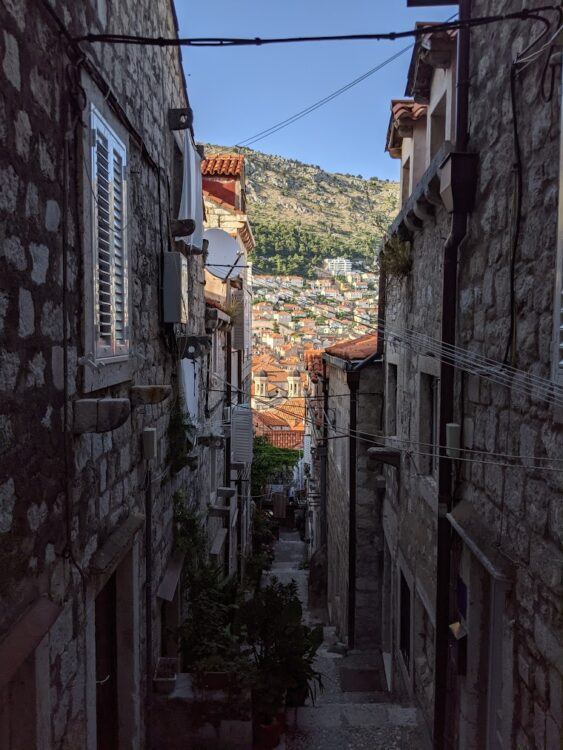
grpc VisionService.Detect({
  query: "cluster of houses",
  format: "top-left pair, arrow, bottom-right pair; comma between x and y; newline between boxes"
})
304,3 -> 563,750
0,1 -> 254,746
250,268 -> 377,450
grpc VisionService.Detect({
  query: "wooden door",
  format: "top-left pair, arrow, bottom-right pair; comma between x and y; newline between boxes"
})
95,573 -> 118,750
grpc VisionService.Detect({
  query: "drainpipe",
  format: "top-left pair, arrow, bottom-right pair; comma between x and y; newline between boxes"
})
346,369 -> 360,649
434,2 -> 471,748
145,469 -> 153,750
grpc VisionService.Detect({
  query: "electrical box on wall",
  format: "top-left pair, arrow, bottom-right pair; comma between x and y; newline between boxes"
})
163,251 -> 188,324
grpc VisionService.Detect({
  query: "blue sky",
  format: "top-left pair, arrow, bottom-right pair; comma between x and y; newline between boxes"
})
175,1 -> 457,181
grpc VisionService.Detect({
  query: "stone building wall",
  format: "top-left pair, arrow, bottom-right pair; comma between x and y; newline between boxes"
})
455,4 -> 562,747
0,1 -> 207,747
325,360 -> 385,649
381,2 -> 563,747
354,365 -> 384,651
382,210 -> 447,729
325,363 -> 350,639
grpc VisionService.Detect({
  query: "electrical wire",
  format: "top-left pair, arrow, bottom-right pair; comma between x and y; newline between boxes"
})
253,277 -> 563,406
236,44 -> 413,147
215,375 -> 563,471
74,9 -> 556,47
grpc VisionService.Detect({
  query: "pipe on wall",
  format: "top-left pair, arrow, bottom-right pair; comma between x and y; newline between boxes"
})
433,1 -> 471,747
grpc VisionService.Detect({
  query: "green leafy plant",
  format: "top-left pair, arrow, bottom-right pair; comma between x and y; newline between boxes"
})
167,396 -> 196,474
251,436 -> 300,499
380,235 -> 412,279
240,578 -> 323,722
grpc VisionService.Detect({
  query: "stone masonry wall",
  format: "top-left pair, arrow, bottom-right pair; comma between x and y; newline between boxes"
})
354,365 -> 384,651
456,3 -> 563,747
0,1 -> 207,746
326,362 -> 350,640
383,208 -> 448,728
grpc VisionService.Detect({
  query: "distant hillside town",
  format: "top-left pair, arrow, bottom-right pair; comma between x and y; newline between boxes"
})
251,261 -> 378,449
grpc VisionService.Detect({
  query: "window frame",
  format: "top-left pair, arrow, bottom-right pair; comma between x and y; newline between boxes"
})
81,75 -> 132,392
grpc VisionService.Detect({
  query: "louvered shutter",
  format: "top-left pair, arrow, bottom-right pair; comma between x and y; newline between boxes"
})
91,107 -> 129,358
231,404 -> 253,464
231,288 -> 245,351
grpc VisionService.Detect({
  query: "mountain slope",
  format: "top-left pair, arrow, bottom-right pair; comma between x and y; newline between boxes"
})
205,145 -> 399,276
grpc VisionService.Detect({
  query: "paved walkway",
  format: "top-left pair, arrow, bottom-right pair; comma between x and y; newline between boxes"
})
265,531 -> 428,750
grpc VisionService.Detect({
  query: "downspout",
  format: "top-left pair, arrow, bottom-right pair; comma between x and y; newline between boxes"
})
145,470 -> 153,750
434,2 -> 471,748
347,369 -> 360,649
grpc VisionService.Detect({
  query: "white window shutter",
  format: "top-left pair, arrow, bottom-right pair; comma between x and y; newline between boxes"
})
91,107 -> 129,359
231,404 -> 253,464
231,288 -> 245,351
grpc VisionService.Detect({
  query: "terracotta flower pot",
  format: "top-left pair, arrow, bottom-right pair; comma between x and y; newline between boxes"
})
200,670 -> 230,691
254,718 -> 282,749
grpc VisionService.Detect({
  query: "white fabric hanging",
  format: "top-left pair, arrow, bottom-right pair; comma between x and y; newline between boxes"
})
178,130 -> 203,251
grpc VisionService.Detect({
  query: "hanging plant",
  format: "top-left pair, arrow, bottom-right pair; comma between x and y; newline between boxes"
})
167,395 -> 196,475
380,235 -> 412,279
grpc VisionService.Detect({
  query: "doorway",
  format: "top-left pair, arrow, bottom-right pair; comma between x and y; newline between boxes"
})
95,572 -> 118,750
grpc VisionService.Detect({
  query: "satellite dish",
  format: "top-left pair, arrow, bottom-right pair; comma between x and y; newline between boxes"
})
204,228 -> 242,280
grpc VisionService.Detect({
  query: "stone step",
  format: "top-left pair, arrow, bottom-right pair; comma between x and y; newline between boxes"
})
286,703 -> 419,730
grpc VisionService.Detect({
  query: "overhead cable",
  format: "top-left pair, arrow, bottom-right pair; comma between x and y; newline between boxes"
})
74,9 -> 556,47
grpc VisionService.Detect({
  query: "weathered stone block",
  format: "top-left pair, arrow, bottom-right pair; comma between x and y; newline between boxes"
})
0,477 -> 15,533
2,31 -> 20,90
30,243 -> 49,284
73,400 -> 98,434
18,287 -> 34,337
1,235 -> 26,270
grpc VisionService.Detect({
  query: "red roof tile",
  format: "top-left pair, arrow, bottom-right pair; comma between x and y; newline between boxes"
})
325,333 -> 377,362
201,153 -> 244,177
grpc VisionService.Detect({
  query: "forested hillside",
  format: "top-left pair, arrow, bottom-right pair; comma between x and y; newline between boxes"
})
205,145 -> 399,276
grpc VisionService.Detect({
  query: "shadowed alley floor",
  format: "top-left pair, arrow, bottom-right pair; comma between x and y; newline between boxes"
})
264,530 -> 429,750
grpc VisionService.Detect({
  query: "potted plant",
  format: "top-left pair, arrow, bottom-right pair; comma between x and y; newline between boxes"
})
153,656 -> 178,694
193,653 -> 232,691
240,578 -> 324,746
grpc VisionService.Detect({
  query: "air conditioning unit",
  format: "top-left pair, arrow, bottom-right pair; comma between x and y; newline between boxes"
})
163,252 -> 188,323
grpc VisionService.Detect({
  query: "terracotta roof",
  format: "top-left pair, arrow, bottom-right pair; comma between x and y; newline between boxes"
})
386,99 -> 428,158
201,153 -> 244,177
325,333 -> 378,362
254,411 -> 289,428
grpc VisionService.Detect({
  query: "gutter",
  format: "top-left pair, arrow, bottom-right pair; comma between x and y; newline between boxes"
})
434,1 -> 472,747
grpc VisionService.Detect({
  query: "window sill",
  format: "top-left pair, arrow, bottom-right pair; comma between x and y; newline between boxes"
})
83,357 -> 132,393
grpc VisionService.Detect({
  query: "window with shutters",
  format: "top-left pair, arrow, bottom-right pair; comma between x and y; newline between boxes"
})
90,106 -> 129,360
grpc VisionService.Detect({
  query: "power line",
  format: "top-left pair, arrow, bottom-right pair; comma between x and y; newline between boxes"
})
253,276 -> 563,407
236,44 -> 413,147
74,9 -> 556,47
236,10 -> 460,147
213,376 -> 563,471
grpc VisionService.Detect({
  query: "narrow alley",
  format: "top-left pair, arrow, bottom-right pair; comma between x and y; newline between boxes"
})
266,531 -> 428,750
